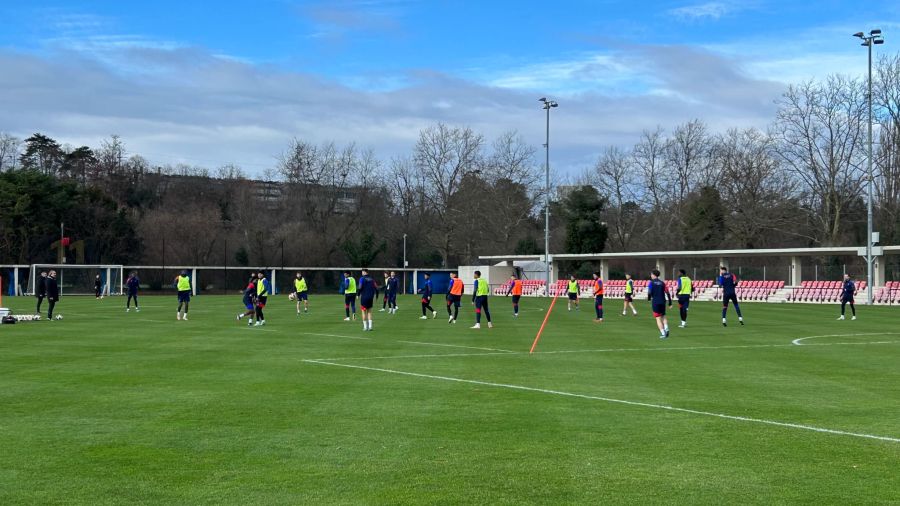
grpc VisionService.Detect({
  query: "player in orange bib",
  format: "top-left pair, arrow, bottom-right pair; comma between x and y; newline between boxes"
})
505,275 -> 523,317
446,272 -> 464,324
592,272 -> 604,322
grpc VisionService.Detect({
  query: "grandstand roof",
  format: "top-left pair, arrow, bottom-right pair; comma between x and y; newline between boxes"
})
481,245 -> 898,263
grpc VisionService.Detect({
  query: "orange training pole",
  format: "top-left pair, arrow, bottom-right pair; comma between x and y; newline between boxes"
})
530,295 -> 559,354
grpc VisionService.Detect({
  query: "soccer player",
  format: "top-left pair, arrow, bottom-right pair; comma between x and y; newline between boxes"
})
647,269 -> 672,339
566,274 -> 580,311
45,270 -> 60,320
718,266 -> 744,326
35,270 -> 48,315
125,271 -> 140,312
505,275 -> 523,317
293,272 -> 309,315
592,272 -> 605,322
236,275 -> 257,325
386,271 -> 399,314
94,274 -> 103,300
174,270 -> 192,321
447,272 -> 464,324
418,273 -> 437,319
622,273 -> 638,316
341,271 -> 358,321
838,273 -> 857,320
358,268 -> 378,331
676,269 -> 694,328
380,271 -> 390,312
471,270 -> 493,329
253,271 -> 271,326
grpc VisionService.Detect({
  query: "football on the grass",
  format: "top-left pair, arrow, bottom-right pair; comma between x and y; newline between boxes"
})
55,314 -> 63,320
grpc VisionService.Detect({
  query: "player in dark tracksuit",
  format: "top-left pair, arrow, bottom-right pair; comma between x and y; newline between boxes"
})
381,272 -> 390,312
418,273 -> 436,319
838,274 -> 857,321
94,274 -> 103,299
125,272 -> 140,311
45,270 -> 60,320
35,271 -> 48,314
386,272 -> 399,314
647,269 -> 672,339
718,266 -> 744,326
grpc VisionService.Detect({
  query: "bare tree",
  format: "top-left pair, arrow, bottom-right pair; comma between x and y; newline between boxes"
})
632,127 -> 679,245
774,76 -> 867,245
588,146 -> 640,251
97,135 -> 126,177
666,119 -> 716,202
0,133 -> 20,172
278,140 -> 378,263
875,54 -> 900,244
413,123 -> 484,266
387,156 -> 426,232
713,128 -> 808,247
481,131 -> 540,248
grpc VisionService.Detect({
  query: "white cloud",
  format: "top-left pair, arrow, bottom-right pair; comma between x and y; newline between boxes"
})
0,40 -> 788,177
475,53 -> 649,95
668,2 -> 736,21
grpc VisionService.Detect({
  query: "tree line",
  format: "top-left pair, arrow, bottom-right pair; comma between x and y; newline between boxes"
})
1,53 -> 899,271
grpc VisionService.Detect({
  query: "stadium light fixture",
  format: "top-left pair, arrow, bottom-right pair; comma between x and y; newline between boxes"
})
853,28 -> 884,305
539,97 -> 558,293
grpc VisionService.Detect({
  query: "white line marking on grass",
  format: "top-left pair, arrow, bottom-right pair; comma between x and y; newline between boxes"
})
303,359 -> 900,444
308,339 -> 900,362
397,341 -> 516,353
298,332 -> 372,341
792,332 -> 900,345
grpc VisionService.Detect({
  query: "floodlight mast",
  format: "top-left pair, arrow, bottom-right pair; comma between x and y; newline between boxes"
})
853,28 -> 884,304
539,97 -> 558,295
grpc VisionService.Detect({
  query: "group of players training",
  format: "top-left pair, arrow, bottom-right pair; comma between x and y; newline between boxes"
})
230,268 -> 494,331
222,263 -> 858,337
561,266 -> 745,340
226,265 -> 754,337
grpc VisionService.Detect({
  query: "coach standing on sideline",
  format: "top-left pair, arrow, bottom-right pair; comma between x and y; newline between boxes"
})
35,270 -> 48,315
45,270 -> 59,320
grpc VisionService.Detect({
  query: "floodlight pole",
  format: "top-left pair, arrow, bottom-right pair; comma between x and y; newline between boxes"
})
855,29 -> 884,305
540,98 -> 558,296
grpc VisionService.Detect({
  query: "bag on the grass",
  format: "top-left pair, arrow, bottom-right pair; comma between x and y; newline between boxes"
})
1,315 -> 17,324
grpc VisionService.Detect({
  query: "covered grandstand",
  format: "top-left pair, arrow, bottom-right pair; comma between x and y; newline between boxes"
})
480,245 -> 900,304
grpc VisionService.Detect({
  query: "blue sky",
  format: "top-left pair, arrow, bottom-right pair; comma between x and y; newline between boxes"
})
0,0 -> 897,175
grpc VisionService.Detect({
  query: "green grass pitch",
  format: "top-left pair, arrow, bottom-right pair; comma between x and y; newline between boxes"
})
1,293 -> 899,504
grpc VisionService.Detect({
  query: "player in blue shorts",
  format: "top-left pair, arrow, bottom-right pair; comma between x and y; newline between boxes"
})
236,275 -> 257,325
358,268 -> 378,331
293,272 -> 309,315
341,271 -> 358,321
253,270 -> 271,326
471,270 -> 493,329
174,270 -> 192,321
675,269 -> 694,328
647,269 -> 672,339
